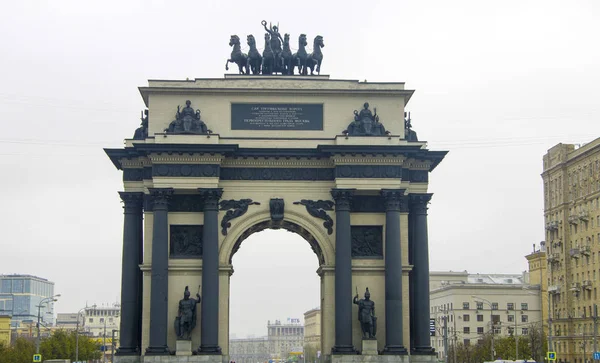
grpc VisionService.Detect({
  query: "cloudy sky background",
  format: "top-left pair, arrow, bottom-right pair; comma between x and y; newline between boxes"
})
1,0 -> 599,338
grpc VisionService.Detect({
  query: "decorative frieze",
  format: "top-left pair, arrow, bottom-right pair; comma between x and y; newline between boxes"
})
170,225 -> 203,258
335,165 -> 402,178
123,168 -> 144,182
153,164 -> 220,178
144,195 -> 204,212
220,167 -> 334,181
351,226 -> 383,258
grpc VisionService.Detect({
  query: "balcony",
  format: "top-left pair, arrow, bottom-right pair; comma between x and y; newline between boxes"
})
579,211 -> 589,221
548,285 -> 560,294
583,280 -> 593,290
547,253 -> 560,264
546,221 -> 560,231
570,282 -> 581,292
581,245 -> 591,256
552,240 -> 563,249
570,248 -> 581,258
568,215 -> 580,225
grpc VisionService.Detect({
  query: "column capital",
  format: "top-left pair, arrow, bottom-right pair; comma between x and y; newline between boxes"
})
380,189 -> 407,212
330,188 -> 355,211
409,193 -> 433,215
119,192 -> 144,213
148,188 -> 174,211
198,188 -> 224,211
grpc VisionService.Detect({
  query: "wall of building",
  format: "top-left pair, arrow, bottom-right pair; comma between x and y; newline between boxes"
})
543,137 -> 600,363
0,315 -> 10,346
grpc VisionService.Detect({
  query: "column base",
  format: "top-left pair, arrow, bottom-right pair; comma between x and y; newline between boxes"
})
116,346 -> 140,356
145,345 -> 171,356
197,345 -> 222,355
382,345 -> 408,355
411,347 -> 436,355
331,345 -> 358,355
115,356 -> 141,363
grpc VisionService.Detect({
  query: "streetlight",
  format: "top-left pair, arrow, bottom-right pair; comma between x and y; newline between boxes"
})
472,296 -> 495,361
36,294 -> 60,354
76,304 -> 96,363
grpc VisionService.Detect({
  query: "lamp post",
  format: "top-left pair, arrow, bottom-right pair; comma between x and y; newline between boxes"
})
472,296 -> 495,361
35,294 -> 60,354
75,304 -> 96,363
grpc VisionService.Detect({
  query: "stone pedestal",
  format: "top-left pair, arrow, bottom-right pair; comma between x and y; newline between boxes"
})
332,355 -> 410,363
143,355 -> 224,363
361,339 -> 378,355
176,340 -> 193,356
114,356 -> 141,363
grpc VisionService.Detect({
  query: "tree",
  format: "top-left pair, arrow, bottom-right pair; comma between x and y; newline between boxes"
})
1,330 -> 101,363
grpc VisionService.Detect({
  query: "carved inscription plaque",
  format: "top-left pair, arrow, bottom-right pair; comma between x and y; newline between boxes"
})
231,103 -> 323,130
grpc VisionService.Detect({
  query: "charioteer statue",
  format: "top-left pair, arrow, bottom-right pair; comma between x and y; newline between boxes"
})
344,102 -> 388,136
174,286 -> 201,340
165,100 -> 210,134
353,287 -> 377,339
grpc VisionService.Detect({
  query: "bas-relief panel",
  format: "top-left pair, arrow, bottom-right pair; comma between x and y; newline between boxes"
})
170,225 -> 203,258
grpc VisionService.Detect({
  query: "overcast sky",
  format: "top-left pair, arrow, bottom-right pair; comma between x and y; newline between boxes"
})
1,0 -> 599,338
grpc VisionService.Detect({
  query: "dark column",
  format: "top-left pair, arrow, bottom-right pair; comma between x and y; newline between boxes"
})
116,192 -> 144,356
145,188 -> 174,356
198,188 -> 223,354
381,189 -> 408,355
331,188 -> 356,354
410,193 -> 435,355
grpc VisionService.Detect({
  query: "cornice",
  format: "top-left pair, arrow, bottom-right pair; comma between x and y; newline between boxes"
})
222,157 -> 333,168
149,154 -> 225,164
332,155 -> 405,165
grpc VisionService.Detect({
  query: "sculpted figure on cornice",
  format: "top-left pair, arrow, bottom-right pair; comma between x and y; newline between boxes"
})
133,109 -> 149,140
343,102 -> 388,136
404,111 -> 418,141
165,100 -> 210,134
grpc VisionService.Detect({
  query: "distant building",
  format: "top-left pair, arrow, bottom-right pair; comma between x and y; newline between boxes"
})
429,271 -> 542,361
229,318 -> 304,363
0,314 -> 10,346
81,304 -> 120,338
542,138 -> 600,363
303,308 -> 321,363
56,312 -> 79,330
0,274 -> 55,327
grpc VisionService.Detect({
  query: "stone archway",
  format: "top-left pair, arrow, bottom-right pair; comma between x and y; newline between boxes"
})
218,209 -> 336,358
107,75 -> 447,363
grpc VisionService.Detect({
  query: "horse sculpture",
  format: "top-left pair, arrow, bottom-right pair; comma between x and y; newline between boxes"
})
246,34 -> 262,75
261,33 -> 275,75
281,33 -> 294,75
293,34 -> 309,75
307,35 -> 325,75
225,35 -> 248,74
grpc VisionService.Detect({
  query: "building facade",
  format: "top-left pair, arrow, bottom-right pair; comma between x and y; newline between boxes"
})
82,304 -> 121,338
525,242 -> 548,339
229,319 -> 305,363
0,274 -> 55,327
429,272 -> 542,361
0,314 -> 10,346
542,138 -> 600,363
304,308 -> 321,363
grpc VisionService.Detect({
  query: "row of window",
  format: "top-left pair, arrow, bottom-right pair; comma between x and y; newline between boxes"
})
462,302 -> 529,310
461,326 -> 529,335
462,314 -> 529,323
88,317 -> 114,324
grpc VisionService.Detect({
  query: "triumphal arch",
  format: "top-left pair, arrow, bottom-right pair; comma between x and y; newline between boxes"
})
106,23 -> 446,363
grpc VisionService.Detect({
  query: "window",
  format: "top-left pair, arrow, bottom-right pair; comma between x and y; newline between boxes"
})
476,302 -> 483,310
522,328 -> 529,335
491,303 -> 498,310
508,315 -> 515,322
507,303 -> 514,310
463,314 -> 470,322
522,315 -> 528,323
463,327 -> 470,334
463,302 -> 470,310
477,315 -> 484,322
477,327 -> 484,334
100,318 -> 104,323
89,318 -> 93,323
521,303 -> 528,310
463,339 -> 470,346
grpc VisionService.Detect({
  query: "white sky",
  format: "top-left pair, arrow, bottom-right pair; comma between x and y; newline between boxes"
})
1,0 -> 599,338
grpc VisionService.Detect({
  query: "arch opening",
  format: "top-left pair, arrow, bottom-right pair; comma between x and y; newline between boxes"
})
229,220 -> 326,265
